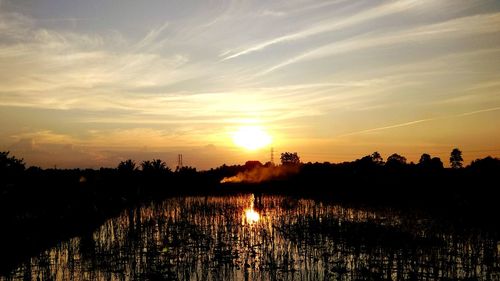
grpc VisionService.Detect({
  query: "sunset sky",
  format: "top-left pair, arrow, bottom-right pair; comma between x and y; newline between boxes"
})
1,0 -> 500,169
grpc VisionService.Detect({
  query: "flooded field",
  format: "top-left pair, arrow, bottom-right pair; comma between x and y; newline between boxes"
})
3,194 -> 499,280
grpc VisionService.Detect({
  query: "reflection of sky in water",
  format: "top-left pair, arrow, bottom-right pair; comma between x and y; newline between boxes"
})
3,194 -> 499,281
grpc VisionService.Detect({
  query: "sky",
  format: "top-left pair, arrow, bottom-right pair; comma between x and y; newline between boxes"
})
1,0 -> 500,169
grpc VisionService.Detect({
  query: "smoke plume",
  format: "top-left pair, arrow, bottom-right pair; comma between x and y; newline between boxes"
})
220,165 -> 299,184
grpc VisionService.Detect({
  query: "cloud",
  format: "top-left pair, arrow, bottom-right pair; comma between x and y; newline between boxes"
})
259,12 -> 500,75
221,0 -> 425,60
338,119 -> 435,137
9,130 -> 78,145
338,106 -> 500,137
261,9 -> 286,18
456,106 -> 500,117
133,21 -> 170,51
0,11 -> 193,111
1,1 -> 499,168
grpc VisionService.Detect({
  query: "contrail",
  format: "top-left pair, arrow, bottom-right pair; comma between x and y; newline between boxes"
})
456,106 -> 500,117
338,106 -> 500,137
221,0 -> 418,61
338,118 -> 435,137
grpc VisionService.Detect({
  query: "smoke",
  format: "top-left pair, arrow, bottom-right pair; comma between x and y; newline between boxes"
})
220,165 -> 299,184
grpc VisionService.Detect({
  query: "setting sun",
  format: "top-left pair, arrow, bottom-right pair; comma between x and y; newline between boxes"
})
232,126 -> 272,150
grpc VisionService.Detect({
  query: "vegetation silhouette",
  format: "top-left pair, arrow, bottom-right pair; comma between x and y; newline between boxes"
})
418,153 -> 444,170
450,147 -> 464,169
1,148 -> 499,276
0,151 -> 25,184
141,159 -> 170,173
385,153 -> 407,169
280,152 -> 300,166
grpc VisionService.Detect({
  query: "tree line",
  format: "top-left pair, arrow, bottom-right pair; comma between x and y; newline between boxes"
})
280,148 -> 464,169
0,148 -> 496,185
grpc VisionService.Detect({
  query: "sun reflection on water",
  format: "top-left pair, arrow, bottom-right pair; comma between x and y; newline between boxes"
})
243,194 -> 260,225
245,208 -> 260,224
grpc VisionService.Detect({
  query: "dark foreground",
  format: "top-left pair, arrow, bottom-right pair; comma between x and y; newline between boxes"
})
2,194 -> 499,281
1,153 -> 500,279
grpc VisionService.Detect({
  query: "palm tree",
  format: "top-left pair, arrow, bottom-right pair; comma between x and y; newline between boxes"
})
151,159 -> 169,172
142,159 -> 170,173
118,159 -> 137,172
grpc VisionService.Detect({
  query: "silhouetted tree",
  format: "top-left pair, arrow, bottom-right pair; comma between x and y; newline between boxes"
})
118,159 -> 137,173
153,159 -> 170,172
469,156 -> 500,173
0,151 -> 25,171
386,153 -> 407,168
280,152 -> 300,166
418,153 -> 443,170
355,153 -> 381,172
450,148 -> 463,169
430,157 -> 444,169
419,153 -> 431,166
356,152 -> 384,168
141,160 -> 152,170
176,166 -> 197,174
141,159 -> 170,173
0,151 -> 25,183
371,152 -> 384,166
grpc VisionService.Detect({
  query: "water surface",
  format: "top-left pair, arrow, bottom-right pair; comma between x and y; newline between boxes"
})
4,194 -> 499,280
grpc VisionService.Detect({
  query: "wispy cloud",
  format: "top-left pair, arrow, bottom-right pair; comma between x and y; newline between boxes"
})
0,10 -> 195,110
221,0 -> 427,60
456,106 -> 500,117
133,21 -> 170,51
260,12 -> 500,75
338,106 -> 500,137
338,119 -> 436,137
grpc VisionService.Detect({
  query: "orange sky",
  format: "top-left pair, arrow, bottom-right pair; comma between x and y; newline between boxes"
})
1,0 -> 500,169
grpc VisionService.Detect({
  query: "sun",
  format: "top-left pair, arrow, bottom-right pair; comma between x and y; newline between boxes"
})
232,125 -> 272,150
